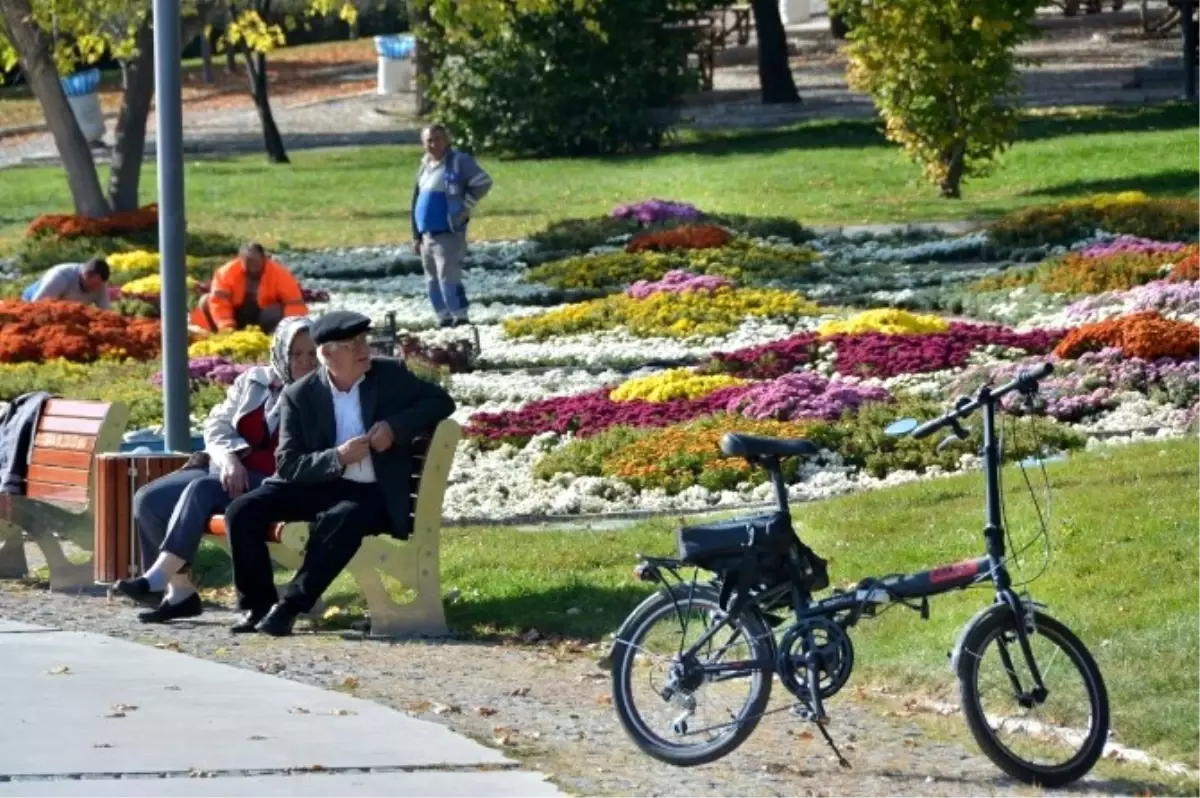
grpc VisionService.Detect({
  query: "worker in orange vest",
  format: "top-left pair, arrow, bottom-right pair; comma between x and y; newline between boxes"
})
191,242 -> 308,334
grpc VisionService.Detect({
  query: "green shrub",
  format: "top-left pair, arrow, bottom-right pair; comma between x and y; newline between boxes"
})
428,0 -> 715,156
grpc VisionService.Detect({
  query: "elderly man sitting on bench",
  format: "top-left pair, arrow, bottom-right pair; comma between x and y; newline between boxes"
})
223,310 -> 455,636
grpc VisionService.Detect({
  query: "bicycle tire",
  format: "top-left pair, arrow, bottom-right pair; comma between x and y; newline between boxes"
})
957,608 -> 1109,788
611,584 -> 773,767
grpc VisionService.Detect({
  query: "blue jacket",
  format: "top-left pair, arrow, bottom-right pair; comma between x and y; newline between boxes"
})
410,149 -> 493,240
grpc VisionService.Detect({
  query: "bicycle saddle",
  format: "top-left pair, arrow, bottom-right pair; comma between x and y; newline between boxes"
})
720,433 -> 819,459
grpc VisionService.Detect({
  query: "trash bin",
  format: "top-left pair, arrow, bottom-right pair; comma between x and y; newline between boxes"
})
375,34 -> 416,95
60,68 -> 105,144
779,0 -> 811,24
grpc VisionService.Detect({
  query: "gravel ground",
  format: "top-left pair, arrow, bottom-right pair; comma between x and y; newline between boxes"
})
0,580 -> 1187,797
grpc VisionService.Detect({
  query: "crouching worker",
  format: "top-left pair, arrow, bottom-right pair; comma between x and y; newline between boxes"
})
223,310 -> 455,636
111,318 -> 318,622
191,242 -> 307,334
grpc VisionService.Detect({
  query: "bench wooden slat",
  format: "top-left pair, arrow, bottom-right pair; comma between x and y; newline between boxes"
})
30,448 -> 94,469
27,464 -> 90,487
33,432 -> 98,453
37,416 -> 106,435
26,482 -> 89,506
42,400 -> 111,420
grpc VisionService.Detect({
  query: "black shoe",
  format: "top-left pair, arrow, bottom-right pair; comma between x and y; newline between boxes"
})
451,317 -> 470,328
112,577 -> 160,607
138,593 -> 202,624
230,607 -> 271,634
437,318 -> 455,329
256,603 -> 297,637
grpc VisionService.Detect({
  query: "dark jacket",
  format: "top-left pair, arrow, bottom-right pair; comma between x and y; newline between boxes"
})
0,392 -> 52,495
273,358 -> 455,539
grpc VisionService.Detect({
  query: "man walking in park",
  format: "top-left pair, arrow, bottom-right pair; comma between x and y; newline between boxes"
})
411,124 -> 493,328
190,242 -> 308,334
22,256 -> 111,309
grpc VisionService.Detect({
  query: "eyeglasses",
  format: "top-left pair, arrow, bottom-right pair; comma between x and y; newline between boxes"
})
330,333 -> 370,351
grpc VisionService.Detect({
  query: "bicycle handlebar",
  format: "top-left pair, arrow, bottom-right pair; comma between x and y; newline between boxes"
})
911,362 -> 1054,440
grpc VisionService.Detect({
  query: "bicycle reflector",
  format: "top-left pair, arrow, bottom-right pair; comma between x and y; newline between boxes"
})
633,562 -> 660,583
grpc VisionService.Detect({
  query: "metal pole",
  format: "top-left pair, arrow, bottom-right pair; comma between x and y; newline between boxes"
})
153,0 -> 190,453
1183,0 -> 1197,101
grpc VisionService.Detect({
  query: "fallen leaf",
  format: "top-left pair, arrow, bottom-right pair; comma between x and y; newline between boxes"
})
341,676 -> 360,689
105,712 -> 126,719
322,606 -> 345,620
595,695 -> 612,707
493,725 -> 514,735
903,738 -> 918,748
519,629 -> 542,644
527,731 -> 541,740
92,743 -> 114,749
155,641 -> 182,652
796,730 -> 814,742
163,685 -> 181,691
247,735 -> 267,741
111,704 -> 139,713
213,648 -> 229,657
494,734 -> 517,746
47,665 -> 70,675
508,687 -> 530,697
407,700 -> 432,713
328,709 -> 356,717
289,706 -> 311,715
476,706 -> 498,717
575,673 -> 605,683
432,703 -> 460,716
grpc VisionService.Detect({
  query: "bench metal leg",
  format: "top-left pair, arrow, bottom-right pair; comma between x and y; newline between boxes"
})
0,521 -> 29,580
1,499 -> 95,591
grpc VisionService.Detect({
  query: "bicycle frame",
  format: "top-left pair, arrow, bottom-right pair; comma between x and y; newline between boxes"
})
643,381 -> 1050,703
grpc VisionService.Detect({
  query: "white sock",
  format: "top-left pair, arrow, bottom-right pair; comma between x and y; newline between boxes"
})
166,582 -> 196,605
142,564 -> 169,592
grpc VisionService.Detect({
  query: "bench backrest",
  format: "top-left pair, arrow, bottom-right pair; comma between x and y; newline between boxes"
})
408,417 -> 462,541
25,399 -> 128,511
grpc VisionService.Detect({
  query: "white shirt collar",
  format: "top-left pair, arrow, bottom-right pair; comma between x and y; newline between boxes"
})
327,372 -> 365,397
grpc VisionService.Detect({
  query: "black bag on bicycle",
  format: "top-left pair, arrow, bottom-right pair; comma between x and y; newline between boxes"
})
677,511 -> 829,607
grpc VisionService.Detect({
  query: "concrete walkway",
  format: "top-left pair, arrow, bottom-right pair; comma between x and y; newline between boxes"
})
0,619 -> 564,797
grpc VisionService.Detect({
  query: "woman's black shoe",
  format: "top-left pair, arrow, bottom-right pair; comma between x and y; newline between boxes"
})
230,607 -> 270,634
137,593 -> 202,624
112,577 -> 160,607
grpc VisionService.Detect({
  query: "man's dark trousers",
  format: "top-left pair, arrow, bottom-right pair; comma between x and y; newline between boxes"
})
225,478 -> 390,614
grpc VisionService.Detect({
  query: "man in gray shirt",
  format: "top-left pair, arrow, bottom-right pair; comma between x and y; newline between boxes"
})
22,256 -> 112,310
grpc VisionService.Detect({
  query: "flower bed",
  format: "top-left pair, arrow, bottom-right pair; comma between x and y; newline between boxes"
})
627,270 -> 732,299
0,300 -> 160,362
971,245 -> 1197,295
151,356 -> 254,387
187,327 -> 272,361
817,308 -> 950,336
609,368 -> 747,403
988,194 -> 1200,247
1053,311 -> 1199,361
26,204 -> 159,239
626,225 -> 732,253
503,287 -> 817,340
611,199 -> 704,224
727,371 -> 890,421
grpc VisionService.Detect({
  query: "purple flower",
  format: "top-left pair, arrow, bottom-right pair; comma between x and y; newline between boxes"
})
627,270 -> 732,299
728,372 -> 890,421
1079,236 -> 1187,259
610,199 -> 704,225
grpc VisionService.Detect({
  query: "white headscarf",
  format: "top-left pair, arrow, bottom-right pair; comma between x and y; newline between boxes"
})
265,317 -> 312,433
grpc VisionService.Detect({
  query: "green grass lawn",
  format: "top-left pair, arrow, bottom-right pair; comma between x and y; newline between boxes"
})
186,437 -> 1199,763
1,103 -> 1196,253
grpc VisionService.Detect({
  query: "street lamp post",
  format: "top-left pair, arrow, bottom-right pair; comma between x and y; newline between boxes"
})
152,0 -> 190,452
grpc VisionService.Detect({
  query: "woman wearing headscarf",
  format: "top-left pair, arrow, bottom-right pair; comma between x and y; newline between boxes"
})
112,317 -> 317,623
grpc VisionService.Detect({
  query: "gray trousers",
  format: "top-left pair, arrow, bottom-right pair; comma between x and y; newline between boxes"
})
420,231 -> 468,321
132,467 -> 267,568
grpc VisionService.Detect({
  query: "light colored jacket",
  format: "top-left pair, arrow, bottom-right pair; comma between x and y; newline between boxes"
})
202,366 -> 279,468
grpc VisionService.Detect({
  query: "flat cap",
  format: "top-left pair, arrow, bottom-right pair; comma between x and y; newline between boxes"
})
311,310 -> 371,346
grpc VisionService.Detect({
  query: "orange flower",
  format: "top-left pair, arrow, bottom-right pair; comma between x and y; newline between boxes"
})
0,300 -> 161,362
1053,311 -> 1199,361
1168,251 -> 1199,283
26,204 -> 159,240
626,224 -> 733,254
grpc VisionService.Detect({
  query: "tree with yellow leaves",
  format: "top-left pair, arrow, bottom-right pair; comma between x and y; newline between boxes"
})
215,0 -> 360,163
833,0 -> 1040,198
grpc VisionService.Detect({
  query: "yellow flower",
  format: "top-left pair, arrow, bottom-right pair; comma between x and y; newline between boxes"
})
108,249 -> 198,275
610,369 -> 747,403
818,308 -> 950,336
187,327 -> 272,361
120,274 -> 199,295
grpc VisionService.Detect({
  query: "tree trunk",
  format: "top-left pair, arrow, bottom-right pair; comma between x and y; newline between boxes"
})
106,14 -> 156,213
749,0 -> 800,104
0,0 -> 110,217
201,33 -> 214,84
244,50 -> 289,163
939,144 -> 966,199
224,40 -> 237,73
410,0 -> 436,116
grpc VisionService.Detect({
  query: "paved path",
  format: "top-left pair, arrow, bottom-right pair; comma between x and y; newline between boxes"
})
0,618 -> 563,797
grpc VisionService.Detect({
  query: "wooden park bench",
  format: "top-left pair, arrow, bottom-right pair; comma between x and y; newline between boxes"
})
0,399 -> 129,590
204,417 -> 462,639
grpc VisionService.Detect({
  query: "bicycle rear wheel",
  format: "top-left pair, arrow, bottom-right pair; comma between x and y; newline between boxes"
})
611,584 -> 773,767
957,608 -> 1109,787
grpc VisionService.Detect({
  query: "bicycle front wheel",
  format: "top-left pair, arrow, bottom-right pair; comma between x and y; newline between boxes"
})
611,584 -> 773,767
957,607 -> 1109,788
